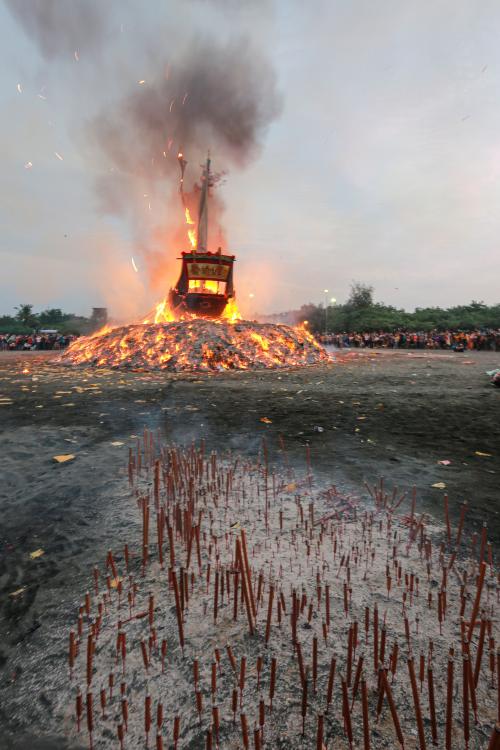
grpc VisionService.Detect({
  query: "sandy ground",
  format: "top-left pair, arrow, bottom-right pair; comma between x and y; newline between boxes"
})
0,347 -> 499,748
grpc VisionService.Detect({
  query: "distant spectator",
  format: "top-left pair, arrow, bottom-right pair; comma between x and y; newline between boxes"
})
318,329 -> 500,352
0,332 -> 77,351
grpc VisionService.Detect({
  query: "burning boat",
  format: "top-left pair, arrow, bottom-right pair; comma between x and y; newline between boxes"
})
169,156 -> 235,319
59,150 -> 331,372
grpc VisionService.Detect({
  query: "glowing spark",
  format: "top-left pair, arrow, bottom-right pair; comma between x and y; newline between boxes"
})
185,207 -> 195,225
148,202 -> 151,211
163,151 -> 167,158
138,80 -> 145,85
131,257 -> 139,273
24,161 -> 33,169
182,92 -> 188,105
55,152 -> 64,161
17,83 -> 22,94
169,98 -> 175,112
74,50 -> 79,61
37,93 -> 47,100
167,139 -> 173,151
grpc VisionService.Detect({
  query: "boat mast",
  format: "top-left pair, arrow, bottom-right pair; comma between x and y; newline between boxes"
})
196,156 -> 210,253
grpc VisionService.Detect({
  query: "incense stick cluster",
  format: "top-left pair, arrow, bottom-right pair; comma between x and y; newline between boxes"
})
67,432 -> 499,748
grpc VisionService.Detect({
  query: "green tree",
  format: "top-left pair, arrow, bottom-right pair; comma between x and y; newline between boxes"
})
346,282 -> 374,309
15,304 -> 38,328
38,308 -> 69,326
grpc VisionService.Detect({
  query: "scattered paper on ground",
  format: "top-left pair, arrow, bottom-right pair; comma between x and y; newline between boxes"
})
9,587 -> 26,598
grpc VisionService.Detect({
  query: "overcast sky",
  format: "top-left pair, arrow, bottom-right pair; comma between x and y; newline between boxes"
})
1,0 -> 500,319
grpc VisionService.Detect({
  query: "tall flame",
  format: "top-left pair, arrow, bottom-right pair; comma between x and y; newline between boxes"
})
153,299 -> 175,323
221,298 -> 242,323
185,207 -> 196,249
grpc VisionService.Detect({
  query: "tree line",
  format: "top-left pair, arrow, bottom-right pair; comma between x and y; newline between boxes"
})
276,284 -> 500,333
0,304 -> 100,335
3,287 -> 500,335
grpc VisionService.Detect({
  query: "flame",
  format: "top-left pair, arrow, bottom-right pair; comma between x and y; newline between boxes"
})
188,279 -> 220,294
221,298 -> 242,323
91,324 -> 113,338
153,299 -> 175,324
188,228 -> 196,248
60,319 -> 330,372
184,207 -> 197,248
151,293 -> 240,323
249,332 -> 270,351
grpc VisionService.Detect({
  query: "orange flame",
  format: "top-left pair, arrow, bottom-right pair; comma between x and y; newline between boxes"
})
61,319 -> 329,371
221,298 -> 242,324
153,299 -> 175,323
188,279 -> 219,293
185,207 -> 196,248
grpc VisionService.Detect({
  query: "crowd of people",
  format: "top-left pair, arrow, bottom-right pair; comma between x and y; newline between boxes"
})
318,329 -> 500,351
0,333 -> 77,351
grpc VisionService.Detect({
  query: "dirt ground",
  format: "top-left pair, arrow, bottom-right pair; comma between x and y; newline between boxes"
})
0,347 -> 499,748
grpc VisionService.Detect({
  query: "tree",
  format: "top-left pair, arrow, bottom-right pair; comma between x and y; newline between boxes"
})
15,304 -> 38,328
38,308 -> 69,325
346,282 -> 374,309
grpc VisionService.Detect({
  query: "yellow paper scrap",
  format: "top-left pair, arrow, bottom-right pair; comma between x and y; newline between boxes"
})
475,451 -> 492,457
431,482 -> 447,489
9,587 -> 26,598
53,454 -> 76,463
30,549 -> 45,559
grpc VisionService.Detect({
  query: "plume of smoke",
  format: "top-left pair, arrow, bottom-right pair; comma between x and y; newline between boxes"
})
4,0 -> 282,312
4,0 -> 113,59
91,33 -> 281,281
92,36 -> 281,182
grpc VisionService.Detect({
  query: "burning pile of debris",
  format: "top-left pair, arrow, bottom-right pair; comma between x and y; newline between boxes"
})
59,319 -> 330,372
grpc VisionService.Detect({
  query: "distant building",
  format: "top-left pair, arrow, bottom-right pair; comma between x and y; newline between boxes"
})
90,308 -> 108,329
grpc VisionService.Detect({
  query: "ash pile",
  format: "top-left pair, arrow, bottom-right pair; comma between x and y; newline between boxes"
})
59,319 -> 330,372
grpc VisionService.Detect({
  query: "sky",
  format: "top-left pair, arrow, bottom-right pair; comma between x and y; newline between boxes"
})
1,0 -> 500,319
